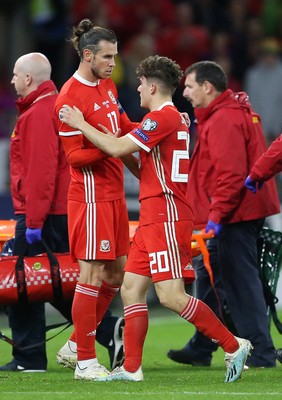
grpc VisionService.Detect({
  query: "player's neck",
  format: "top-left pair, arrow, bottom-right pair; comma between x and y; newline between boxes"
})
149,95 -> 172,111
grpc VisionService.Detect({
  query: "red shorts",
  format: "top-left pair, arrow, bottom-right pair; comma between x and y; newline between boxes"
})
125,220 -> 195,283
68,198 -> 130,261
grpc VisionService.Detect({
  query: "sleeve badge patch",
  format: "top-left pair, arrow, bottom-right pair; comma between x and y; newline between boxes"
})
142,118 -> 158,131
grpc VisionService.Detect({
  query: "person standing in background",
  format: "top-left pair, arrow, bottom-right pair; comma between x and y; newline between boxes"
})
55,19 -> 136,381
0,52 -> 70,372
244,38 -> 282,146
245,133 -> 282,193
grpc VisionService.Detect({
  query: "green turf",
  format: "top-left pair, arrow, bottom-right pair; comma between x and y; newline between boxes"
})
0,308 -> 282,400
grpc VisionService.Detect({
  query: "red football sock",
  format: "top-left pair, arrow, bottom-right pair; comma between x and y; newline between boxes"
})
180,297 -> 238,353
123,303 -> 149,372
72,283 -> 100,360
96,280 -> 120,325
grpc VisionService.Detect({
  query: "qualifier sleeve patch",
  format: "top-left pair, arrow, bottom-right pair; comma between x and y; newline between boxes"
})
142,118 -> 158,131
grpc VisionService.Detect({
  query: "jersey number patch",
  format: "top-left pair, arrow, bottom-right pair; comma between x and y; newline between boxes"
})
107,111 -> 118,133
149,251 -> 169,274
171,131 -> 189,183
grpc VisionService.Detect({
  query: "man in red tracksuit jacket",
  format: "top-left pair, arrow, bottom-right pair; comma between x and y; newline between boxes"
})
0,52 -> 71,372
167,61 -> 280,368
245,134 -> 282,365
245,133 -> 282,192
0,52 -> 123,372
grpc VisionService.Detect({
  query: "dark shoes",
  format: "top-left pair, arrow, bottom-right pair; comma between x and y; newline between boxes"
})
167,347 -> 211,366
276,348 -> 282,364
107,317 -> 125,370
0,360 -> 46,372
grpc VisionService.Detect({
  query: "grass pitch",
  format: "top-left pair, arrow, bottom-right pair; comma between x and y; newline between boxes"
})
0,308 -> 282,400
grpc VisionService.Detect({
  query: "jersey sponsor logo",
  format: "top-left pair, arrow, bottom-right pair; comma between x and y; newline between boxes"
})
133,128 -> 149,142
87,329 -> 96,337
184,263 -> 193,271
100,240 -> 111,252
108,90 -> 117,104
142,118 -> 158,131
94,103 -> 101,111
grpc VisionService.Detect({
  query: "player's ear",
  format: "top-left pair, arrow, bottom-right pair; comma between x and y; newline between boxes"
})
150,83 -> 157,94
26,74 -> 32,86
203,80 -> 213,95
83,49 -> 93,62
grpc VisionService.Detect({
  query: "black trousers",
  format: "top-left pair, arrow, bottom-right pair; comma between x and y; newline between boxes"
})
186,219 -> 276,367
7,214 -> 116,369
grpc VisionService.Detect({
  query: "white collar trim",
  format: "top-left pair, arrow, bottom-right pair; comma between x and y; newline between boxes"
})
73,71 -> 100,87
157,101 -> 174,111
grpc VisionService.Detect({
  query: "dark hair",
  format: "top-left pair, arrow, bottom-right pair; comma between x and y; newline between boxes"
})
71,19 -> 117,59
185,61 -> 227,92
136,55 -> 183,94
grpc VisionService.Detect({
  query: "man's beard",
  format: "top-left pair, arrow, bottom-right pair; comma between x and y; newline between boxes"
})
91,66 -> 106,80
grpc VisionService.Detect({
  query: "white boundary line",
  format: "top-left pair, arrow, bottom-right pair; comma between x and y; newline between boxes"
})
1,391 -> 282,396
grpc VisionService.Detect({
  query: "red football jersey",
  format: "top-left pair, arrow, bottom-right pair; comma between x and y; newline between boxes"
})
55,72 -> 134,203
126,102 -> 194,225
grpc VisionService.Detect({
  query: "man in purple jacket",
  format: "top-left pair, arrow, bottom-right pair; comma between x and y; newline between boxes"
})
167,61 -> 280,368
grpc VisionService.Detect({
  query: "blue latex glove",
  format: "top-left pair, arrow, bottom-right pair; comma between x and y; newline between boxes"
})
25,228 -> 42,244
244,175 -> 264,193
205,220 -> 223,236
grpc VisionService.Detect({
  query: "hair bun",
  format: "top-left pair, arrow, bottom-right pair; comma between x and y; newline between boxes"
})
76,18 -> 93,37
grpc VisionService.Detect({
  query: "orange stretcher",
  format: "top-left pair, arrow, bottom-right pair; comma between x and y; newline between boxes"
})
0,220 -> 16,252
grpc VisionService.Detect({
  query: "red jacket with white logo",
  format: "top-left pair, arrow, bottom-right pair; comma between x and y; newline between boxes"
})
10,80 -> 70,228
187,89 -> 280,228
